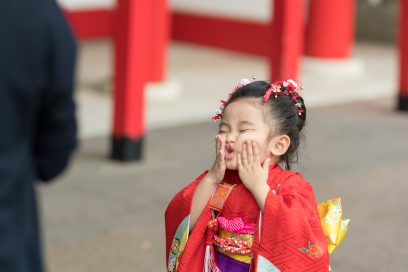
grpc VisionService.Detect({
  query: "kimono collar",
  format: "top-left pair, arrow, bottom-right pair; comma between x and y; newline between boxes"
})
222,163 -> 282,185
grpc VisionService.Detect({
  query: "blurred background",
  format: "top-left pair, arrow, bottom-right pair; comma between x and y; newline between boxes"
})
31,0 -> 408,271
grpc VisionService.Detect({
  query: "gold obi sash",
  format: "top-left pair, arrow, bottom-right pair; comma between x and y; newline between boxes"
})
214,229 -> 254,264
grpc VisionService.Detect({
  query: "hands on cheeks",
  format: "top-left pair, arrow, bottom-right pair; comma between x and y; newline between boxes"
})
237,140 -> 271,197
207,137 -> 272,209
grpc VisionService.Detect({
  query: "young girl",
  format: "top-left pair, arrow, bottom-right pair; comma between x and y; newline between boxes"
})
165,79 -> 329,272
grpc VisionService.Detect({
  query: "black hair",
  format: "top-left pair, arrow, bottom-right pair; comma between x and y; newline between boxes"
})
225,80 -> 306,170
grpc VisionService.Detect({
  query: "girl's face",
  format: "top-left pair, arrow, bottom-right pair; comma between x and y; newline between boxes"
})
219,98 -> 274,170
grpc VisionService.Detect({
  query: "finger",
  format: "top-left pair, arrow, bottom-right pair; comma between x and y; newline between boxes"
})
215,135 -> 220,153
214,136 -> 219,162
242,143 -> 248,166
218,149 -> 225,167
252,141 -> 260,163
262,158 -> 271,171
237,153 -> 243,171
247,140 -> 254,162
219,137 -> 226,165
217,136 -> 224,161
219,135 -> 225,153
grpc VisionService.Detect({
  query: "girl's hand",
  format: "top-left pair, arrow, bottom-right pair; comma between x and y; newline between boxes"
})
206,135 -> 226,184
190,135 -> 226,230
237,140 -> 271,194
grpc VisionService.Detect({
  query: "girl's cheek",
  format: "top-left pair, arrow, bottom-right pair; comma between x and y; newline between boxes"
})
237,134 -> 259,146
235,136 -> 247,148
218,134 -> 227,141
237,134 -> 251,143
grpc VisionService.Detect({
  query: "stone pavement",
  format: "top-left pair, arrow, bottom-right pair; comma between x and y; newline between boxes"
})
38,97 -> 408,272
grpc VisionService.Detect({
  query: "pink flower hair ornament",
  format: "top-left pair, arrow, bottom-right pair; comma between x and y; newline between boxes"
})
212,78 -> 304,121
263,79 -> 305,116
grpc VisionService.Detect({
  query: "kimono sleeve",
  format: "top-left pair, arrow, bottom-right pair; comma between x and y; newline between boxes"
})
164,171 -> 207,271
257,173 -> 329,272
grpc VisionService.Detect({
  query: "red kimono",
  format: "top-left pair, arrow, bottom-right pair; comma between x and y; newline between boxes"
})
165,164 -> 329,272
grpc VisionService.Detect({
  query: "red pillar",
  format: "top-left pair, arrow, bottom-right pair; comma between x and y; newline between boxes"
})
398,0 -> 408,111
305,0 -> 355,59
111,0 -> 169,161
149,0 -> 170,82
270,0 -> 304,81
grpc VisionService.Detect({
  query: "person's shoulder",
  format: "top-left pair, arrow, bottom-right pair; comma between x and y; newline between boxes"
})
278,169 -> 313,193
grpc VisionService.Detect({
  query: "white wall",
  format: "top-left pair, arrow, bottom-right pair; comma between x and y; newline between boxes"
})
171,0 -> 271,22
57,0 -> 271,22
57,0 -> 115,10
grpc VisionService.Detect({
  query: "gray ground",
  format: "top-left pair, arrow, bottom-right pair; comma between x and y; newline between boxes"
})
39,97 -> 408,272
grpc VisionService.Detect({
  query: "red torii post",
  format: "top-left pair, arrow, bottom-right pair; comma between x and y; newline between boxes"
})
111,0 -> 301,161
398,0 -> 408,111
304,0 -> 355,59
111,0 -> 169,161
270,0 -> 304,82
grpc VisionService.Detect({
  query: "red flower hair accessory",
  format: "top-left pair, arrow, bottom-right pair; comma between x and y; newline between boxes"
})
212,78 -> 251,121
263,79 -> 305,116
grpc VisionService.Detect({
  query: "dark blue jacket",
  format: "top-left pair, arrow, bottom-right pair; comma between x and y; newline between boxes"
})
0,0 -> 77,271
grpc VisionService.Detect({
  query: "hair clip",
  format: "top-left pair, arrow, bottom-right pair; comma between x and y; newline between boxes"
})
263,87 -> 273,101
263,79 -> 305,117
264,79 -> 298,102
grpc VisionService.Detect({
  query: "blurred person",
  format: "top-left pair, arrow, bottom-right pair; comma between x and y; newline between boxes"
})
165,80 -> 330,271
0,0 -> 77,271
